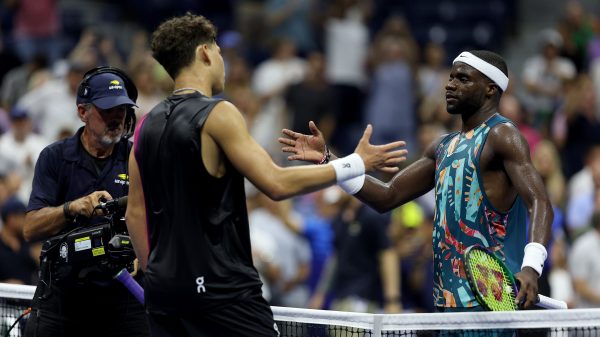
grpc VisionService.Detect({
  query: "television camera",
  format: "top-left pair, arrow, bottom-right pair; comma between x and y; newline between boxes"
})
41,196 -> 136,284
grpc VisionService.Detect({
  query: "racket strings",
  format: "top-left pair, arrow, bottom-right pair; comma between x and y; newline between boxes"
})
468,250 -> 517,311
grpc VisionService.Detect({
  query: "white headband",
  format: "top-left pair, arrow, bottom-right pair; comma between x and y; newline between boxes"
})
453,52 -> 509,91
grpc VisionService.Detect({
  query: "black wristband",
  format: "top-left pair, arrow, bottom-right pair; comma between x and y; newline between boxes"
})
63,201 -> 73,220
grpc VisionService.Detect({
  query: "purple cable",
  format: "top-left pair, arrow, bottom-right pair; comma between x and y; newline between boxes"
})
114,268 -> 145,305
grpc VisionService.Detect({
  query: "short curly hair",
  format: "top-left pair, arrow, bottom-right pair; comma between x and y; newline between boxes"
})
151,13 -> 217,79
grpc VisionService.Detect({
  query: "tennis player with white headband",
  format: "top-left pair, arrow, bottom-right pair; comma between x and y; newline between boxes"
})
280,49 -> 554,311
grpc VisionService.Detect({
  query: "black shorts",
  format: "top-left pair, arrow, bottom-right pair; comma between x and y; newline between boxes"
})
148,295 -> 279,337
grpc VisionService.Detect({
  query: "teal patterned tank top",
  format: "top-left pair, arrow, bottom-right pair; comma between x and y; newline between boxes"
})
432,113 -> 527,308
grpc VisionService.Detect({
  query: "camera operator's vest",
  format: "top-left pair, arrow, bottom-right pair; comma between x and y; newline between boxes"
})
135,92 -> 262,316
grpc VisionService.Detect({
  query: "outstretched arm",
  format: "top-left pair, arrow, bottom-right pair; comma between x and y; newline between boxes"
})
207,102 -> 406,200
280,121 -> 439,212
490,123 -> 553,308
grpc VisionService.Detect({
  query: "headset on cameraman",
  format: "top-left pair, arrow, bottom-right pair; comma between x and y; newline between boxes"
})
77,66 -> 138,139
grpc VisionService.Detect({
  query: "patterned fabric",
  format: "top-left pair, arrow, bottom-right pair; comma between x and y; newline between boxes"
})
432,113 -> 527,308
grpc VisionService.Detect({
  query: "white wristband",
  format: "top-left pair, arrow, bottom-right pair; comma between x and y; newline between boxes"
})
339,174 -> 365,195
521,242 -> 547,277
330,153 -> 365,183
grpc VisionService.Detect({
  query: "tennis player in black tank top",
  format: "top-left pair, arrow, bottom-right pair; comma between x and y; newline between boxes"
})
126,14 -> 408,337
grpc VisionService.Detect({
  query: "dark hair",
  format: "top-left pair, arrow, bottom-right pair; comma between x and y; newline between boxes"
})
151,13 -> 218,79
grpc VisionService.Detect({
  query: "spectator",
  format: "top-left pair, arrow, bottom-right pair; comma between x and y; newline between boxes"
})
364,36 -> 416,153
16,61 -> 87,141
251,38 -> 306,161
281,187 -> 339,296
285,51 -> 335,142
568,210 -> 600,308
389,201 -> 433,312
265,0 -> 317,54
310,195 -> 401,313
324,0 -> 371,154
7,0 -> 61,63
566,144 -> 600,234
129,56 -> 165,120
567,146 -> 600,210
522,28 -> 576,135
0,53 -> 47,111
499,95 -> 541,154
555,75 -> 600,178
249,192 -> 311,308
0,106 -> 46,203
0,196 -> 39,285
557,0 -> 596,72
417,43 -> 449,107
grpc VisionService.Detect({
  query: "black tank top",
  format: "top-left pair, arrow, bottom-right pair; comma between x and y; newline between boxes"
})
134,92 -> 262,315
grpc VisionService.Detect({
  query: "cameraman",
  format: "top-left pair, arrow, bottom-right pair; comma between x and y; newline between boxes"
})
23,67 -> 150,337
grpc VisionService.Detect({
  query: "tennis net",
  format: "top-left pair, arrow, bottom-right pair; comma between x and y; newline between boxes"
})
1,283 -> 599,337
273,306 -> 600,337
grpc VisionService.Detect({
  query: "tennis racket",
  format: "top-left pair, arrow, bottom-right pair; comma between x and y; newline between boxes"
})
464,245 -> 567,311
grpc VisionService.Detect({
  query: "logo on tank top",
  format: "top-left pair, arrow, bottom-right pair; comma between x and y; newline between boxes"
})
196,276 -> 206,294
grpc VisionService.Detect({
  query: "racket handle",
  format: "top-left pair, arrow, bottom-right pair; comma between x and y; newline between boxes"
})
536,295 -> 567,309
114,268 -> 145,305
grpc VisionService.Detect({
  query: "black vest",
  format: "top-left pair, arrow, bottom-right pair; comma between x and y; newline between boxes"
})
135,92 -> 262,315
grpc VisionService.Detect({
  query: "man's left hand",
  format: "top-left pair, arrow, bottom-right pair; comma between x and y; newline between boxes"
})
514,266 -> 539,309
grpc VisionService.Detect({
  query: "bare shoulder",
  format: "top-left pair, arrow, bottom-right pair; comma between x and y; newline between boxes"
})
204,100 -> 247,135
206,100 -> 243,124
424,133 -> 454,159
488,121 -> 530,158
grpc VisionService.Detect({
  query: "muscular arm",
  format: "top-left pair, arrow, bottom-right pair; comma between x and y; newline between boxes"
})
125,146 -> 149,270
491,124 -> 552,245
354,138 -> 441,213
490,123 -> 553,308
206,101 -> 401,200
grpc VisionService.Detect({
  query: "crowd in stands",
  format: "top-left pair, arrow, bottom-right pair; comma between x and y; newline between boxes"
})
0,0 -> 600,313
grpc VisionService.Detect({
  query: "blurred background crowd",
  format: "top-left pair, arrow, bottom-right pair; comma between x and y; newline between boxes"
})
0,0 -> 600,313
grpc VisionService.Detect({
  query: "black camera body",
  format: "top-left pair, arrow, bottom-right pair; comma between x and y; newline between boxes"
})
42,197 -> 136,284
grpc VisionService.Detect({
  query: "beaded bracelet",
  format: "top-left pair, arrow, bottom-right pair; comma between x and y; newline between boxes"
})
316,145 -> 331,165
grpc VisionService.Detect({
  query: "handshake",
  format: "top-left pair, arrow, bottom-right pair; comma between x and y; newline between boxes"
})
278,121 -> 408,194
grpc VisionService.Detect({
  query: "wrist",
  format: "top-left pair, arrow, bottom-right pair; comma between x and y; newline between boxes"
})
330,153 -> 365,182
316,145 -> 331,165
63,201 -> 74,220
521,242 -> 547,277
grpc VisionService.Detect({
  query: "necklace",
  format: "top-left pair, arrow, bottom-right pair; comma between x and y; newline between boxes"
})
172,87 -> 205,95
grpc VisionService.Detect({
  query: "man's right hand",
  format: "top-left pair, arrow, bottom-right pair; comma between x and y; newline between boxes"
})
69,190 -> 113,218
354,124 -> 407,173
